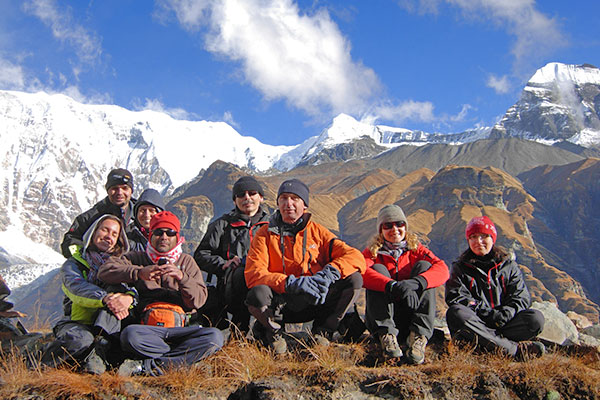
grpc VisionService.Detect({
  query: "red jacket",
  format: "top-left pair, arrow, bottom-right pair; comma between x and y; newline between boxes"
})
362,244 -> 449,292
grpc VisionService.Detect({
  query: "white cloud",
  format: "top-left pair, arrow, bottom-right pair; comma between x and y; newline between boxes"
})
0,57 -> 26,89
159,0 -> 380,118
134,98 -> 196,121
222,111 -> 240,129
486,74 -> 511,94
399,0 -> 567,78
23,0 -> 103,71
370,100 -> 436,124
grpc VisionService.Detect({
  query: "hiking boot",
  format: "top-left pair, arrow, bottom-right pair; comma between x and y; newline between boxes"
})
83,348 -> 106,375
118,359 -> 144,376
311,328 -> 332,347
379,333 -> 402,358
406,331 -> 427,365
515,341 -> 545,361
269,332 -> 288,355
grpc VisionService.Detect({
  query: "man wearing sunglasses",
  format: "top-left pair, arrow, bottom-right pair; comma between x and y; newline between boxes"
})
61,168 -> 136,258
194,176 -> 269,334
99,211 -> 223,376
244,179 -> 366,354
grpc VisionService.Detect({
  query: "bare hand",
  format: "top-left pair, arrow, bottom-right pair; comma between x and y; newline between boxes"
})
156,264 -> 184,281
138,265 -> 162,283
223,256 -> 241,270
103,293 -> 134,320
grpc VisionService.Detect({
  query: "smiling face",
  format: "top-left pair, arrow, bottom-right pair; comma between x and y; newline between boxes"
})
137,205 -> 158,229
381,221 -> 406,243
234,190 -> 264,217
107,184 -> 132,208
468,233 -> 494,256
277,193 -> 307,224
91,218 -> 121,253
151,228 -> 178,253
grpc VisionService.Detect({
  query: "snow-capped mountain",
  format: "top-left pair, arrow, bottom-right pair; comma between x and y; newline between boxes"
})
491,63 -> 600,145
1,62 -> 600,278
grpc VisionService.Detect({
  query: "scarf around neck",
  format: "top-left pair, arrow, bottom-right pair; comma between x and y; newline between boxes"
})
380,240 -> 407,261
84,249 -> 112,283
145,237 -> 185,264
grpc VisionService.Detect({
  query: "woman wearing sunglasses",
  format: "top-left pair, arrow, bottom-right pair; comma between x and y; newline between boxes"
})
362,204 -> 449,364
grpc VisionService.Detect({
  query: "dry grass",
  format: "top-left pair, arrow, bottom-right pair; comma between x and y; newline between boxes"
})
1,335 -> 599,399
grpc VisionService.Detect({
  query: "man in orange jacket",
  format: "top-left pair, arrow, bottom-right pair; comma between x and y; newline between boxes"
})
245,179 -> 366,354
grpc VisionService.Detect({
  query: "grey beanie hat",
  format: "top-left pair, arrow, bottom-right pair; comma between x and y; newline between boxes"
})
377,204 -> 407,231
277,178 -> 309,207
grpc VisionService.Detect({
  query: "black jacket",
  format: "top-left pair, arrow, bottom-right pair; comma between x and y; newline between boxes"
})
445,249 -> 531,322
60,196 -> 136,258
194,207 -> 269,278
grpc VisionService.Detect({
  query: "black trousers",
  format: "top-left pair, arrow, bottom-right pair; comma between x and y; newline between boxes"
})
365,261 -> 436,342
41,309 -> 122,367
246,271 -> 363,333
196,265 -> 251,332
446,303 -> 545,356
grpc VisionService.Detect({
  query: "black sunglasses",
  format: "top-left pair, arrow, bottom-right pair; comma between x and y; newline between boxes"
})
382,221 -> 405,230
235,191 -> 259,199
152,228 -> 177,237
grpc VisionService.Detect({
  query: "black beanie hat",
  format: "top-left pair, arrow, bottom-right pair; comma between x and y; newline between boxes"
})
277,178 -> 309,207
105,168 -> 133,191
232,176 -> 264,200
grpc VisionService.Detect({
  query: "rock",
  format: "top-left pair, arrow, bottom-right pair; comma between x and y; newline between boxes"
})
567,311 -> 593,330
577,333 -> 600,350
582,324 -> 600,339
531,301 -> 579,345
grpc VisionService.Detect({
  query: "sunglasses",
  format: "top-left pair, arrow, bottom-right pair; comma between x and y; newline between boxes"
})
152,228 -> 178,237
235,191 -> 259,199
382,221 -> 405,230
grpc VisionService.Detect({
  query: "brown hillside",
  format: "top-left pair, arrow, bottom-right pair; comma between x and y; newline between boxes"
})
165,159 -> 600,322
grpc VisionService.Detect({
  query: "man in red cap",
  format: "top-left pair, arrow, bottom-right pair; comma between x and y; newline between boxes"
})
61,168 -> 136,258
99,211 -> 223,376
445,216 -> 546,360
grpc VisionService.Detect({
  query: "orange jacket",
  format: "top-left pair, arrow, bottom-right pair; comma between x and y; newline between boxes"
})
245,215 -> 366,294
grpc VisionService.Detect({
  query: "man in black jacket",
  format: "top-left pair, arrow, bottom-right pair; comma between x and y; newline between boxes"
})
194,176 -> 269,333
61,168 -> 136,258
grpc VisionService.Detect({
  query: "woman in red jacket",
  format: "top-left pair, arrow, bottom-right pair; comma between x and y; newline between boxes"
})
363,205 -> 449,364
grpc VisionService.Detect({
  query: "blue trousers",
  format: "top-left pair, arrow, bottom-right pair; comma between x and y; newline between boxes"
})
120,325 -> 224,367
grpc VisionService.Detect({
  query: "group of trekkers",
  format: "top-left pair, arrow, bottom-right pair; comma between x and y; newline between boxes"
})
39,168 -> 546,376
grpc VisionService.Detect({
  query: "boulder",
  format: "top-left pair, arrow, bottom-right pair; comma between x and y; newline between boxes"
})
531,301 -> 579,345
566,311 -> 593,330
582,324 -> 600,340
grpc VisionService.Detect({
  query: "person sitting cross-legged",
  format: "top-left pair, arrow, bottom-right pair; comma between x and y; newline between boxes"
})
99,211 -> 223,376
445,216 -> 546,361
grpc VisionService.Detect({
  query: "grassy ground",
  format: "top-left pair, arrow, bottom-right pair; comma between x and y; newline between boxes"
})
1,333 -> 599,400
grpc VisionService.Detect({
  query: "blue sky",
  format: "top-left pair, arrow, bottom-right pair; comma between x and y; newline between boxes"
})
1,0 -> 599,146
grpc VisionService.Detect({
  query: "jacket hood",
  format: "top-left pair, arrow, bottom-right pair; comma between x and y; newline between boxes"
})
133,189 -> 165,218
81,214 -> 130,256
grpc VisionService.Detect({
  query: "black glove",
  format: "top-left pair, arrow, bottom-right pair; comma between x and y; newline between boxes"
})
386,278 -> 422,310
285,275 -> 321,305
311,265 -> 341,303
478,307 -> 510,328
